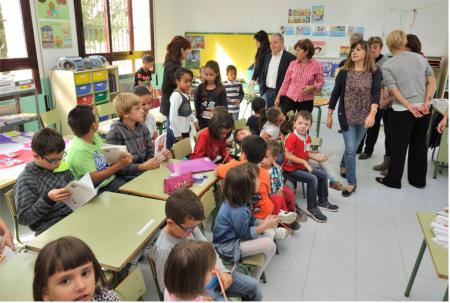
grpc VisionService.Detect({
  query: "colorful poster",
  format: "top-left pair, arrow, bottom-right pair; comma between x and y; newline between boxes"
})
339,45 -> 351,58
185,50 -> 200,70
295,26 -> 311,36
312,41 -> 326,57
347,26 -> 365,37
311,5 -> 325,23
186,35 -> 205,49
39,21 -> 72,49
285,26 -> 295,36
312,26 -> 328,37
36,0 -> 70,20
288,16 -> 310,23
280,26 -> 286,34
321,78 -> 335,96
329,26 -> 346,37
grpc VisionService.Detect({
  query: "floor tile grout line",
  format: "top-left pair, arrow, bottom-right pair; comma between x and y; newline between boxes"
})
300,217 -> 318,300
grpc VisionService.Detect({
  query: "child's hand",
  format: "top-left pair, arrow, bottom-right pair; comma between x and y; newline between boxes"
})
1,231 -> 15,252
162,149 -> 172,161
276,188 -> 284,196
263,215 -> 279,229
304,162 -> 313,173
218,272 -> 233,291
234,99 -> 240,106
118,153 -> 133,168
317,154 -> 328,162
48,188 -> 71,202
143,157 -> 161,170
194,121 -> 199,131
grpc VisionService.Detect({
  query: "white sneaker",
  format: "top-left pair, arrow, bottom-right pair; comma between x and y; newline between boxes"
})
273,227 -> 291,240
278,210 -> 297,224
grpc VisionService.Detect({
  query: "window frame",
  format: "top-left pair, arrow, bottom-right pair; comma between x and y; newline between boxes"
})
73,0 -> 155,74
0,0 -> 41,93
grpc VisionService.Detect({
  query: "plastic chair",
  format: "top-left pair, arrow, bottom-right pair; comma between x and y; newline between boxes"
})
172,137 -> 192,159
200,188 -> 217,231
222,253 -> 267,283
148,254 -> 164,301
114,267 -> 147,301
40,109 -> 62,130
95,102 -> 116,119
4,189 -> 24,247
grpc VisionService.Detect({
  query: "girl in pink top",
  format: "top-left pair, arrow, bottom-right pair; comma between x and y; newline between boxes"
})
275,39 -> 324,114
164,240 -> 217,301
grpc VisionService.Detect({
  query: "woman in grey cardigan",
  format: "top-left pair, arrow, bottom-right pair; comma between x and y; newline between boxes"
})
376,30 -> 436,189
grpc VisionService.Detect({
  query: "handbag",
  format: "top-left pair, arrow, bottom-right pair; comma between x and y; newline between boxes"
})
163,172 -> 194,193
176,91 -> 192,117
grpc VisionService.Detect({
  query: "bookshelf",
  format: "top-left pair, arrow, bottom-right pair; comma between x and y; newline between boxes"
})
0,88 -> 41,132
50,66 -> 119,135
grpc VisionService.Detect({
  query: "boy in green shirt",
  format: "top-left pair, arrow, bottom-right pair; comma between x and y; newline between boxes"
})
66,105 -> 132,192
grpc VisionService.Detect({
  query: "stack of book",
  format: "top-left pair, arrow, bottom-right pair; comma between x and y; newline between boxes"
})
430,208 -> 448,249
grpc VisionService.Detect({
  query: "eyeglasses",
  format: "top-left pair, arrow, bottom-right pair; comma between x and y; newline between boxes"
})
41,151 -> 66,164
175,221 -> 197,233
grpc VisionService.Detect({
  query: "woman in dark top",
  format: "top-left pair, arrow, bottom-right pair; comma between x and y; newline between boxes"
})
327,40 -> 382,197
160,36 -> 192,117
251,30 -> 270,83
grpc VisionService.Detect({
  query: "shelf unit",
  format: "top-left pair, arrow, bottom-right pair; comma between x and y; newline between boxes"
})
0,88 -> 41,132
50,66 -> 120,135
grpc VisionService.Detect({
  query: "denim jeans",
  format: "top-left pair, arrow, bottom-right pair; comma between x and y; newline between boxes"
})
206,271 -> 262,301
341,124 -> 367,185
285,168 -> 328,210
261,88 -> 277,108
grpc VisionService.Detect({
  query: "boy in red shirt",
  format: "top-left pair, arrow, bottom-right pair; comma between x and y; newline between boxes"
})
282,111 -> 339,223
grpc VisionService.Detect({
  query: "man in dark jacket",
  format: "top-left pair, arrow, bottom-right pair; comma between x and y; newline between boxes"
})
259,33 -> 296,107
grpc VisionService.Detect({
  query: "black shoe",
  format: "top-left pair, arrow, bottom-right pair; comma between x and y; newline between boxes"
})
338,129 -> 343,133
340,168 -> 347,178
290,221 -> 301,230
358,153 -> 371,160
342,185 -> 357,197
306,207 -> 327,223
318,201 -> 339,212
375,177 -> 401,189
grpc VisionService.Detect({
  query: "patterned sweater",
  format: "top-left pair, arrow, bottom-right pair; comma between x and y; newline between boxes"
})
14,162 -> 74,235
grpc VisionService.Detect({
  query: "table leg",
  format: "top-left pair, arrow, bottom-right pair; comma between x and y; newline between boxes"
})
405,239 -> 426,297
443,287 -> 448,301
316,106 -> 322,137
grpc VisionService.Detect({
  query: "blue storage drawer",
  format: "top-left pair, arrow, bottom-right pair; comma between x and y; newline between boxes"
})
93,81 -> 107,92
76,84 -> 91,96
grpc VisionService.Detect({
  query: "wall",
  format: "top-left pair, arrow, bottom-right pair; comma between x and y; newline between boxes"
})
153,0 -> 448,63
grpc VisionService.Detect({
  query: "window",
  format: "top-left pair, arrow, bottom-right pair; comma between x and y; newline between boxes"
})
74,0 -> 154,75
0,0 -> 40,91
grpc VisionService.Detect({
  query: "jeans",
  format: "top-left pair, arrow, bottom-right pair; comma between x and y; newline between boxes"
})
261,88 -> 277,107
341,124 -> 367,185
98,176 -> 128,194
285,168 -> 328,210
207,271 -> 263,301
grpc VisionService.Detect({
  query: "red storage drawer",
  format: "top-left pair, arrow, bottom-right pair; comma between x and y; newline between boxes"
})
77,94 -> 93,105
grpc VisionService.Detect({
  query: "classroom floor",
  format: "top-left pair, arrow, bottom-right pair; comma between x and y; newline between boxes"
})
1,100 -> 447,301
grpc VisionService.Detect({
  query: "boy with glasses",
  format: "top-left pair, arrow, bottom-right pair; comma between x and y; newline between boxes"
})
15,128 -> 74,235
152,189 -> 262,301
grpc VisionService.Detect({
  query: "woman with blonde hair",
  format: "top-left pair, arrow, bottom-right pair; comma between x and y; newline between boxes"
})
327,40 -> 382,197
375,30 -> 435,189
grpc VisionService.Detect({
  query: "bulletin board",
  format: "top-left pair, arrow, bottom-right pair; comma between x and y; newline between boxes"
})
185,32 -> 257,82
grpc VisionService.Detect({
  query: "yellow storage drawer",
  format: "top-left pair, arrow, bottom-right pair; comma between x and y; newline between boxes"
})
74,72 -> 92,85
92,70 -> 108,82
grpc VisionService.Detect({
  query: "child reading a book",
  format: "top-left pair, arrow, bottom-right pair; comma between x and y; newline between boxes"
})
66,105 -> 132,193
15,128 -> 74,235
106,93 -> 171,179
223,65 -> 244,121
33,236 -> 119,301
152,189 -> 261,301
133,85 -> 158,141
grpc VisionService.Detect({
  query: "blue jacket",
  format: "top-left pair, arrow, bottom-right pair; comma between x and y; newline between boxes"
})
212,201 -> 258,264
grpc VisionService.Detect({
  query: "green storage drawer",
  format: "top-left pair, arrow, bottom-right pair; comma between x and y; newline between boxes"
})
94,91 -> 108,103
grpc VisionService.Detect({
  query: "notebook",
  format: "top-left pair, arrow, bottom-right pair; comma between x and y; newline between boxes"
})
167,157 -> 216,174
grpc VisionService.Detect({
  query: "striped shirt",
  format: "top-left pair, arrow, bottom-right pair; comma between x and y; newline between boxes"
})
278,59 -> 324,102
223,80 -> 244,113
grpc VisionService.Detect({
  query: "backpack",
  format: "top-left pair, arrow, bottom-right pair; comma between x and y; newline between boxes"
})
176,90 -> 192,117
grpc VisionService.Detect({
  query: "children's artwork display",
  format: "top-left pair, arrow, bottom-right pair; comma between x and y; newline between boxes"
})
312,26 -> 328,37
329,26 -> 346,37
187,35 -> 205,49
36,0 -> 72,49
347,26 -> 365,37
321,77 -> 335,97
36,0 -> 70,20
312,41 -> 326,57
288,8 -> 311,23
311,5 -> 325,23
186,50 -> 201,70
295,26 -> 311,36
339,46 -> 351,58
285,26 -> 295,36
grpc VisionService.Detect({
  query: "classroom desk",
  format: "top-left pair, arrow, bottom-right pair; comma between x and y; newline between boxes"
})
313,96 -> 330,137
119,159 -> 218,200
26,192 -> 166,272
0,252 -> 36,300
405,212 -> 448,300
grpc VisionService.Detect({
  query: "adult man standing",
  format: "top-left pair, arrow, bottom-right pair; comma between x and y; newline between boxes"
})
259,33 -> 295,107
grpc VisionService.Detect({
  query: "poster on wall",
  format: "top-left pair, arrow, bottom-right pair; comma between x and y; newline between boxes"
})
187,36 -> 205,49
185,50 -> 200,70
311,6 -> 325,23
285,26 -> 295,35
39,21 -> 72,49
311,25 -> 328,37
347,26 -> 365,37
312,41 -> 326,57
339,46 -> 351,58
288,8 -> 311,23
329,26 -> 346,37
36,0 -> 70,20
295,26 -> 311,36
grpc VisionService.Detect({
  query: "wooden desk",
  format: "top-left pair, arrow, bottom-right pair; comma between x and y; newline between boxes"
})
0,252 -> 36,300
405,212 -> 448,300
119,159 -> 218,200
313,96 -> 330,137
26,192 -> 166,272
